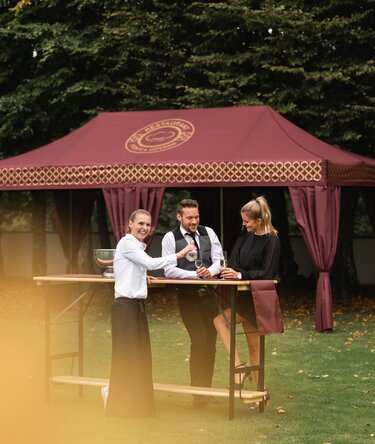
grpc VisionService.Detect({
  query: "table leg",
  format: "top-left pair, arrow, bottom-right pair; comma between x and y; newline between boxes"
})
258,335 -> 265,413
229,286 -> 237,420
44,284 -> 52,402
78,291 -> 84,397
43,283 -> 90,401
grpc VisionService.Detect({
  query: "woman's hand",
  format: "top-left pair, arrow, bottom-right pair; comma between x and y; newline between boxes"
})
220,267 -> 240,280
177,242 -> 196,260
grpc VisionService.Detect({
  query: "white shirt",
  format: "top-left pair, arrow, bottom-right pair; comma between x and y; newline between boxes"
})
161,226 -> 222,279
114,234 -> 177,299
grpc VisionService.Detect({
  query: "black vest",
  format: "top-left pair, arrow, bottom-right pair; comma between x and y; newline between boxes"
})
172,226 -> 213,271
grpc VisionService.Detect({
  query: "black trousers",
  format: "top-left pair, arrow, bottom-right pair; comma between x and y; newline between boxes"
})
106,297 -> 155,418
177,286 -> 218,388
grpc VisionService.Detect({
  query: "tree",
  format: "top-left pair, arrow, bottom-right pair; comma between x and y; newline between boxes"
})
99,0 -> 192,110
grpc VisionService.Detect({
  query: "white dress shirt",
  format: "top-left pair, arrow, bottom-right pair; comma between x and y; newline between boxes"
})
161,226 -> 222,279
114,234 -> 177,299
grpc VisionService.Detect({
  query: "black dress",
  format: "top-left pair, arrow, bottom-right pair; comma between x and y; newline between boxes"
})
105,297 -> 155,418
233,231 -> 281,327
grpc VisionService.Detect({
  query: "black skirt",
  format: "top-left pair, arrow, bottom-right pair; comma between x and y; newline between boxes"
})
236,292 -> 258,330
105,297 -> 155,418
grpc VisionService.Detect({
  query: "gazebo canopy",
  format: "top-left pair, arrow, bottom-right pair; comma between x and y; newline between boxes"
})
0,105 -> 374,190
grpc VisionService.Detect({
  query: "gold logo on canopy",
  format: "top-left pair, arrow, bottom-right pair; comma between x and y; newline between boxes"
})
125,119 -> 195,153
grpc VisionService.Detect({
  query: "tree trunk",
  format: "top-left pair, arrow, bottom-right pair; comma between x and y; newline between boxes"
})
331,187 -> 360,297
96,191 -> 112,248
31,191 -> 47,276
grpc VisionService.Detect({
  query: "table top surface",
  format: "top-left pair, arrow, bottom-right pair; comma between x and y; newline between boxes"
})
33,274 -> 272,291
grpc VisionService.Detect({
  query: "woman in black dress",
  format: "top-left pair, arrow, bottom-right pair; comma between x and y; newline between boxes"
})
213,196 -> 280,392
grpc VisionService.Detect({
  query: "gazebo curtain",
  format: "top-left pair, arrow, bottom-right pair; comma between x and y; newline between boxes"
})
53,189 -> 97,272
102,187 -> 165,247
289,185 -> 341,331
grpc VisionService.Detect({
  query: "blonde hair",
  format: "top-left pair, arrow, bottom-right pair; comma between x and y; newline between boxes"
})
126,209 -> 151,233
241,196 -> 277,234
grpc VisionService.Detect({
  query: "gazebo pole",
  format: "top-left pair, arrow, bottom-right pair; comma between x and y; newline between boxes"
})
69,189 -> 73,274
220,187 -> 224,248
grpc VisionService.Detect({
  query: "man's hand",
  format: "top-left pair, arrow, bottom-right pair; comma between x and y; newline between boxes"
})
196,267 -> 212,279
147,275 -> 157,285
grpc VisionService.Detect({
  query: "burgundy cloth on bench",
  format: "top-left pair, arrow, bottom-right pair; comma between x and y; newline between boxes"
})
250,280 -> 284,335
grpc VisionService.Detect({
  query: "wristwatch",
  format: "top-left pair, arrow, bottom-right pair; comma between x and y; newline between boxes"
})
237,272 -> 242,279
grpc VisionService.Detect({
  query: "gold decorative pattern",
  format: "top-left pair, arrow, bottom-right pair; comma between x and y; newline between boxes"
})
328,163 -> 375,182
0,161 -> 323,188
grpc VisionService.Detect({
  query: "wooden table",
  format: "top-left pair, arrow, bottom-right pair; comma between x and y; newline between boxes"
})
33,274 -> 270,419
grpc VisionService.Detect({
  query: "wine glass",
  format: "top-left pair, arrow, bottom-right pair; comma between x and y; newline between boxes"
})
194,251 -> 203,269
220,251 -> 228,278
220,251 -> 228,269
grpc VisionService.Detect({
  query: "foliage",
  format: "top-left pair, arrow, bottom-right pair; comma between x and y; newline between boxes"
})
0,190 -> 32,230
99,0 -> 193,111
0,0 -> 111,157
0,190 -> 57,231
354,193 -> 374,237
156,188 -> 191,233
180,0 -> 374,156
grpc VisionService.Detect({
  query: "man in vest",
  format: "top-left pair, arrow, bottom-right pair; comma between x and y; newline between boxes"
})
162,199 -> 222,407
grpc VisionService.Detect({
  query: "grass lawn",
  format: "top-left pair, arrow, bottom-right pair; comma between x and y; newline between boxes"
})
0,278 -> 374,444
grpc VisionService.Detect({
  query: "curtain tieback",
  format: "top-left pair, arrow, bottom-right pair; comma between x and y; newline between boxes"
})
318,271 -> 330,277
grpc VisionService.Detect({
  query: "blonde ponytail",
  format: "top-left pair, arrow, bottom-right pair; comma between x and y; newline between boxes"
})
241,196 -> 277,234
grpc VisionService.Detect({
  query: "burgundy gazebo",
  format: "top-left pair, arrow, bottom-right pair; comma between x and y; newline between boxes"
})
0,105 -> 374,331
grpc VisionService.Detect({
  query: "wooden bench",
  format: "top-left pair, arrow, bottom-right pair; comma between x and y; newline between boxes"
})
51,375 -> 266,402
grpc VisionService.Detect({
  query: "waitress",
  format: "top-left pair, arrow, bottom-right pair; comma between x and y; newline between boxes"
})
104,209 -> 195,418
214,196 -> 280,396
